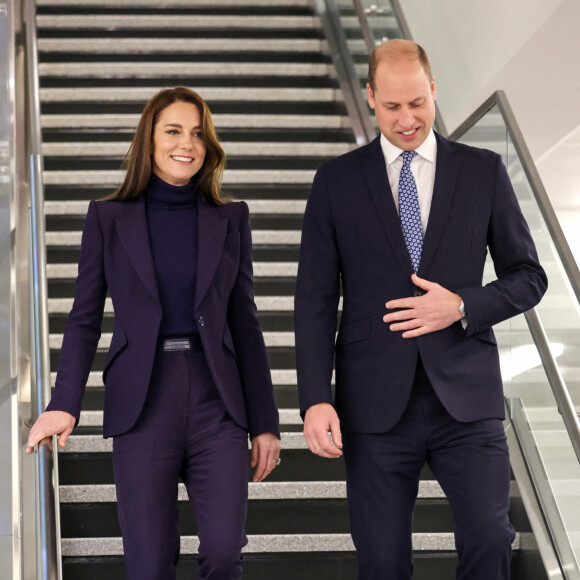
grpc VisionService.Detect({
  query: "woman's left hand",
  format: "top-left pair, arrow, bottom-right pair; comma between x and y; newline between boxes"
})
250,432 -> 282,482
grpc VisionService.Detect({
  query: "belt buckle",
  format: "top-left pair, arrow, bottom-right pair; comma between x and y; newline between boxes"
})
163,338 -> 192,351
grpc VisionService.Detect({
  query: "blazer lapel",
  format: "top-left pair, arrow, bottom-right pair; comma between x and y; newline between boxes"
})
115,197 -> 161,310
418,133 -> 460,277
195,196 -> 228,309
363,136 -> 414,276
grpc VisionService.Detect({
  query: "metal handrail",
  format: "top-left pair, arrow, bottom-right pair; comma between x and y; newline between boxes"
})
316,0 -> 376,146
449,90 -> 580,306
25,0 -> 62,577
352,0 -> 376,54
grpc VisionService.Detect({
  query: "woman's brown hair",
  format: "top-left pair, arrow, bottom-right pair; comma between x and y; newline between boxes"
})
105,86 -> 228,205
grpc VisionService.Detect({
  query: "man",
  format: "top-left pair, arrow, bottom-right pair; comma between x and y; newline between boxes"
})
294,39 -> 547,580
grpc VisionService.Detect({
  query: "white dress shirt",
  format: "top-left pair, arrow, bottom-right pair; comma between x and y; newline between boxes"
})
380,129 -> 437,235
379,129 -> 466,325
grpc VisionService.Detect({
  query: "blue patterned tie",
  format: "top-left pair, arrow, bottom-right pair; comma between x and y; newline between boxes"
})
398,150 -> 423,272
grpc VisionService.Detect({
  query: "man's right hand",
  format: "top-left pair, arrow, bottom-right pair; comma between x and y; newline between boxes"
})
303,403 -> 343,458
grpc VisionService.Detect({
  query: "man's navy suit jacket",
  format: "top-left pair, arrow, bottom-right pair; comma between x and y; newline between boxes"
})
295,132 -> 548,434
47,195 -> 280,440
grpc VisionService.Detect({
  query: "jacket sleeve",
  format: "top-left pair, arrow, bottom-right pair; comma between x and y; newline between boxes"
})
456,155 -> 548,336
227,201 -> 280,439
294,166 -> 341,419
46,200 -> 107,422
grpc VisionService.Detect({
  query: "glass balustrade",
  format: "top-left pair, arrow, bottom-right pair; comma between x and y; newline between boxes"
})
458,106 -> 580,578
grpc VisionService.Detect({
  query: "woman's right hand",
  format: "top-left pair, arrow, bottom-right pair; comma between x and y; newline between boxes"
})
26,411 -> 76,453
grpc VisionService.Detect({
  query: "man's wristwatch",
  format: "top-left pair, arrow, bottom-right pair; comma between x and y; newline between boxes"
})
458,300 -> 467,319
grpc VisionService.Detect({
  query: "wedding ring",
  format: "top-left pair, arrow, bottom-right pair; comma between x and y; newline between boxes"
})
274,457 -> 281,466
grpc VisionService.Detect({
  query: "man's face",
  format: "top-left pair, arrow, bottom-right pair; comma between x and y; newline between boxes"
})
367,59 -> 436,151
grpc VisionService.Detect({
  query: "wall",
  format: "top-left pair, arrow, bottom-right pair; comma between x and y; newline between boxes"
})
400,0 -> 580,255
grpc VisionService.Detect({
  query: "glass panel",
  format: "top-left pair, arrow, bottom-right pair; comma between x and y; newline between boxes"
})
458,108 -> 580,577
357,0 -> 402,45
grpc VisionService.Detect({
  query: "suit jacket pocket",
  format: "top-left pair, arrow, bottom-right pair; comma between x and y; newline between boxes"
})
336,317 -> 371,348
103,328 -> 128,383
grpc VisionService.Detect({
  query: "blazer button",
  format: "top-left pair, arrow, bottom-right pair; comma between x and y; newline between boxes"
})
413,289 -> 423,297
198,316 -> 205,327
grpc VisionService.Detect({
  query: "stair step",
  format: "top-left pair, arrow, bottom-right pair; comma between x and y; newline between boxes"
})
76,409 -> 301,428
41,113 -> 352,130
47,261 -> 299,278
44,199 -> 306,214
47,296 -> 298,314
60,532 -> 520,557
46,259 -> 566,280
43,170 -> 315,185
59,480 -> 448,502
62,433 -> 307,453
42,142 -> 354,157
37,15 -> 325,30
45,230 -> 302,246
52,369 -> 301,388
49,332 -> 294,351
38,38 -> 329,54
40,62 -> 337,78
41,87 -> 342,103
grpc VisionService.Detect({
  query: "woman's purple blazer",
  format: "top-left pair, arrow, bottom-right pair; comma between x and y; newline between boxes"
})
47,194 -> 280,439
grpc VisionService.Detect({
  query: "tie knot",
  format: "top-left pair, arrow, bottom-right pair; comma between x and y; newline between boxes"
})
402,150 -> 417,166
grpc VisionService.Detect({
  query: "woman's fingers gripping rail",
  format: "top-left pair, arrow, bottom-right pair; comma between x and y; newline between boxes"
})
26,410 -> 77,453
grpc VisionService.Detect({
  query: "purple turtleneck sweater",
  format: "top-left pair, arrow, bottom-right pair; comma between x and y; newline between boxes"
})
145,174 -> 199,338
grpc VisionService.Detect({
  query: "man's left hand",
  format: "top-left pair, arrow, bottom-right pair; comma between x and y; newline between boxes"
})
383,273 -> 463,338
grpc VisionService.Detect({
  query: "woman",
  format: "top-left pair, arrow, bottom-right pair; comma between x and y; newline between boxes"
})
27,86 -> 281,579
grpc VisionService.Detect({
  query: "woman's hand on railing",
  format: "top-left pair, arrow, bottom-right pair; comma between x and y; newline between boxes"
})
26,411 -> 76,453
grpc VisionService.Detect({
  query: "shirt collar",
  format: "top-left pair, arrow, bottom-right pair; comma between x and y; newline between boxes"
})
380,129 -> 437,167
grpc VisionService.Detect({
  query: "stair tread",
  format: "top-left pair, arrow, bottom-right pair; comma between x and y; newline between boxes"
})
60,532 -> 521,556
41,113 -> 352,129
59,480 -> 451,502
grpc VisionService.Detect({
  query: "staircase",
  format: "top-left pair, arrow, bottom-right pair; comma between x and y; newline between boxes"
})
37,0 -> 545,578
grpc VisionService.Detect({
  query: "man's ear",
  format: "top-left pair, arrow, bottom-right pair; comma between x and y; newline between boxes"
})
367,83 -> 376,110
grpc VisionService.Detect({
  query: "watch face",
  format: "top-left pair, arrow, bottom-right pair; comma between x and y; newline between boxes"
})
459,301 -> 466,318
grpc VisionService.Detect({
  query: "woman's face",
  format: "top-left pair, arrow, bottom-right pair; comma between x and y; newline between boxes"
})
151,100 -> 207,186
